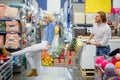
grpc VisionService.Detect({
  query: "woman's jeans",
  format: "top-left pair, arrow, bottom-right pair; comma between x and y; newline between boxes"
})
96,45 -> 111,56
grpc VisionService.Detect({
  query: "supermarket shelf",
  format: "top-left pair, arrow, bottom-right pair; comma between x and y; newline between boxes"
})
0,31 -> 21,35
73,24 -> 93,27
0,18 -> 20,22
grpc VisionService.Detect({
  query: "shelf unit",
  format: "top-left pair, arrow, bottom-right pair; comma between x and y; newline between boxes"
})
0,18 -> 22,52
0,18 -> 23,75
0,58 -> 13,80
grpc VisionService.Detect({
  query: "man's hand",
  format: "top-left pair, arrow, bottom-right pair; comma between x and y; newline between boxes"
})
42,44 -> 50,52
83,40 -> 91,44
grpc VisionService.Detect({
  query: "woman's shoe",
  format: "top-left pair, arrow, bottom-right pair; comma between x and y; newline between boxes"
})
27,69 -> 38,77
2,46 -> 10,57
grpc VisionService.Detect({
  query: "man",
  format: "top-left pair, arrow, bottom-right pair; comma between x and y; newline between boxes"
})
87,11 -> 111,56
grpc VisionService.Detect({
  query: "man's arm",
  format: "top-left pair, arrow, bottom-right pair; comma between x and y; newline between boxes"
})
87,34 -> 94,42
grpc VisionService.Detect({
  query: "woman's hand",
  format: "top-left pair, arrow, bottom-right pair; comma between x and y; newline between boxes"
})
42,44 -> 50,52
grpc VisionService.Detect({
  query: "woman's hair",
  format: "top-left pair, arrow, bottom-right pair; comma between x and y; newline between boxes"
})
44,13 -> 54,22
97,11 -> 107,23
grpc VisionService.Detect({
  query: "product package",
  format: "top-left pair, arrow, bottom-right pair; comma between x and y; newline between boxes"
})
5,33 -> 19,48
0,21 -> 5,31
5,6 -> 18,18
0,35 -> 4,46
0,4 -> 6,18
73,13 -> 85,24
6,21 -> 19,32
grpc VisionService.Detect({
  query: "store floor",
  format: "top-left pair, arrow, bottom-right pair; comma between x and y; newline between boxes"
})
13,53 -> 94,80
12,35 -> 94,80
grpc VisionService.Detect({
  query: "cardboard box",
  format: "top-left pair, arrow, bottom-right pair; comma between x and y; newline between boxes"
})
65,51 -> 77,59
53,58 -> 65,67
65,58 -> 76,66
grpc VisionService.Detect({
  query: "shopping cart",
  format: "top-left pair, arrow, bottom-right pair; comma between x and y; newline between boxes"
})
41,45 -> 83,67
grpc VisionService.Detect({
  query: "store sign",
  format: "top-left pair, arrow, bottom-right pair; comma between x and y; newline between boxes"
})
86,0 -> 111,13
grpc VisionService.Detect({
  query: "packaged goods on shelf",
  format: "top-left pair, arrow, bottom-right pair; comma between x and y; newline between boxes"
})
0,4 -> 6,18
0,21 -> 5,31
73,13 -> 85,24
0,35 -> 4,46
5,6 -> 18,18
5,33 -> 19,48
5,21 -> 19,32
85,13 -> 96,24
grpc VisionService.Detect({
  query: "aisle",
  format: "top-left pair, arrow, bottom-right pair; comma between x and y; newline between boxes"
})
28,53 -> 73,80
13,35 -> 72,80
13,52 -> 73,80
12,35 -> 93,80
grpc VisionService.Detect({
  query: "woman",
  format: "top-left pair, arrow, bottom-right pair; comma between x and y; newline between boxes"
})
2,13 -> 55,77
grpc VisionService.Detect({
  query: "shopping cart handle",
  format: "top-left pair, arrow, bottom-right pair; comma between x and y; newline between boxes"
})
83,41 -> 91,44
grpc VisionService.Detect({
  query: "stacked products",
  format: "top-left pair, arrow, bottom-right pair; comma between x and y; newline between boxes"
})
0,20 -> 20,48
